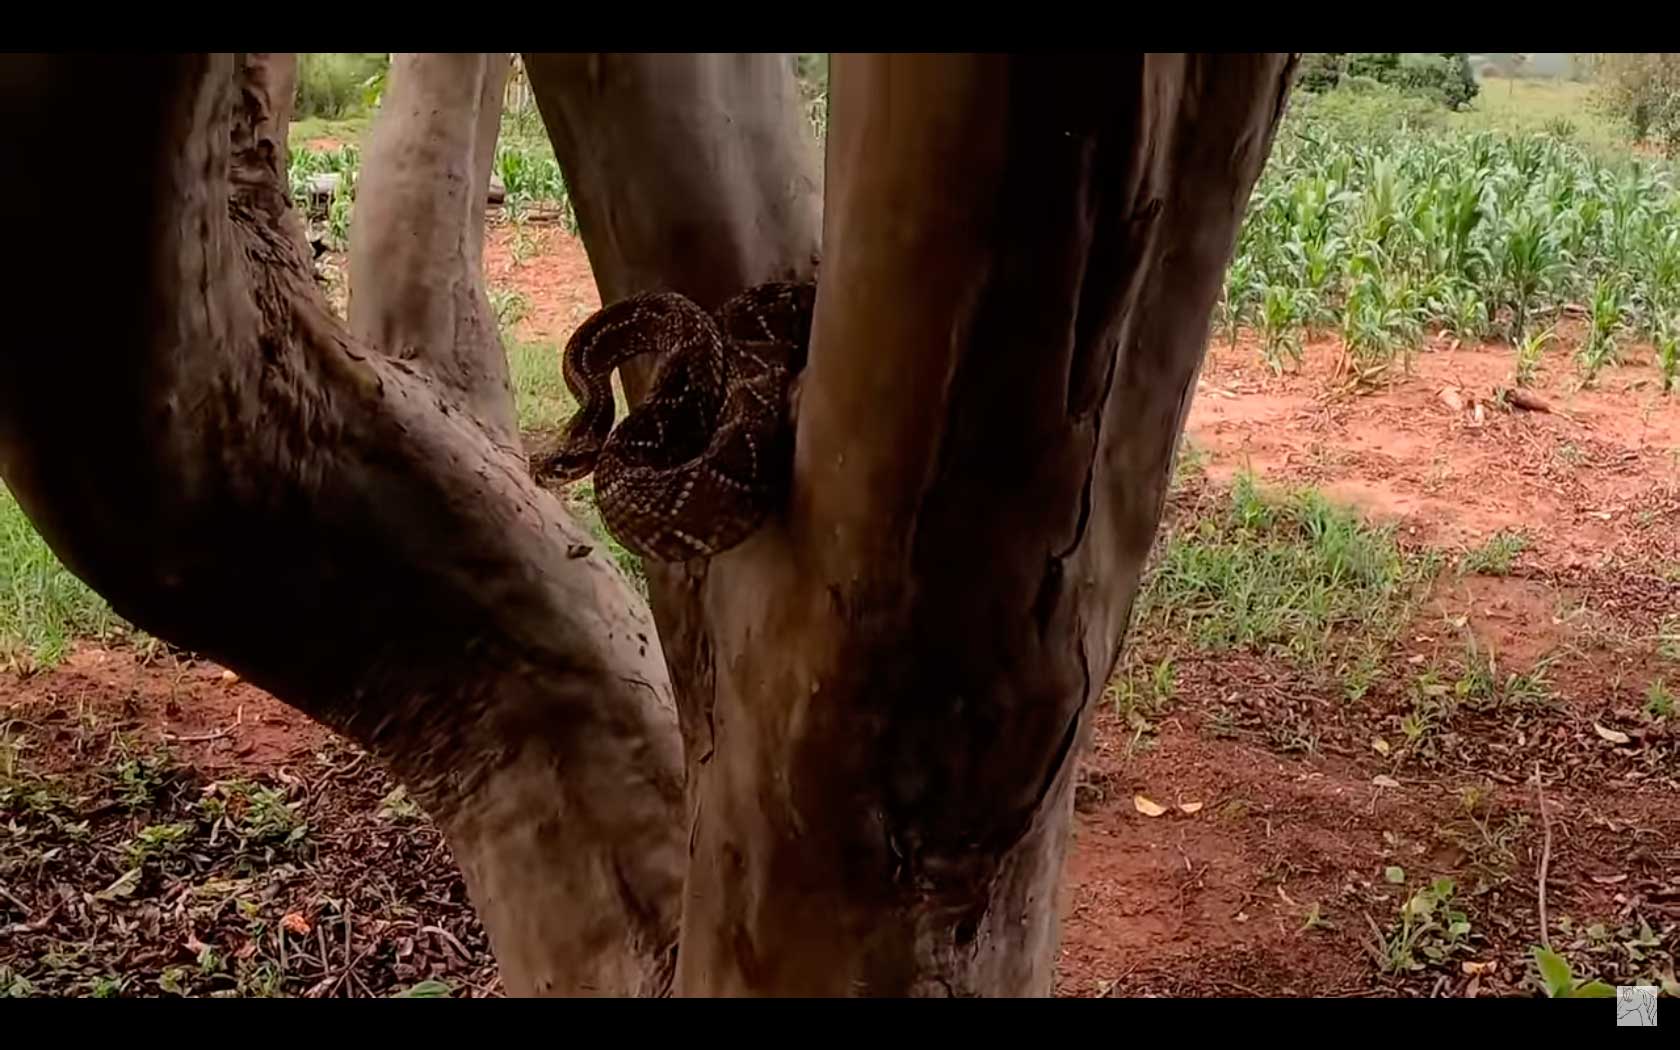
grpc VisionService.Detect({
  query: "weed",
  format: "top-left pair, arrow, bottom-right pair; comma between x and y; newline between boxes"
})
1366,875 -> 1474,974
124,822 -> 192,866
1513,328 -> 1554,387
489,287 -> 530,332
1644,678 -> 1675,720
1532,945 -> 1616,998
1138,474 -> 1420,668
378,785 -> 423,823
1460,530 -> 1528,575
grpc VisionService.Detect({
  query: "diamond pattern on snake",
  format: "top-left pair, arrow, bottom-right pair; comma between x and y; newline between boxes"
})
538,281 -> 816,562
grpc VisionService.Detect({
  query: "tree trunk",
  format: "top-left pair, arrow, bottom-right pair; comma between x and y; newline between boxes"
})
0,52 -> 1295,997
531,52 -> 1296,995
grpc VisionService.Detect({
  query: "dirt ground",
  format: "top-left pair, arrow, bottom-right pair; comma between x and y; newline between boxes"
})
3,225 -> 1676,997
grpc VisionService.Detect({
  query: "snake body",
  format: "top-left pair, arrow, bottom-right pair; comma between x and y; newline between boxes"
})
540,281 -> 816,562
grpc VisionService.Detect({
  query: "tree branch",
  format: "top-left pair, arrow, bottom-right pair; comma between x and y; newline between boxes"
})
0,53 -> 684,997
350,52 -> 517,445
523,52 -> 824,790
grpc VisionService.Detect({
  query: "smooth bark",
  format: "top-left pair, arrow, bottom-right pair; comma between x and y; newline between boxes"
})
350,52 -> 518,445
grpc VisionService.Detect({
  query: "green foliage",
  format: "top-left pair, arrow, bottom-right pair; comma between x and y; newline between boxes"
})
1592,53 -> 1680,156
1533,945 -> 1617,998
294,53 -> 388,120
1578,274 -> 1627,383
1645,678 -> 1675,720
1137,474 -> 1419,666
1514,327 -> 1555,386
1655,316 -> 1679,393
1460,531 -> 1528,576
1301,54 -> 1478,110
1296,53 -> 1345,93
1,484 -> 119,668
1368,876 -> 1474,973
1229,94 -> 1680,377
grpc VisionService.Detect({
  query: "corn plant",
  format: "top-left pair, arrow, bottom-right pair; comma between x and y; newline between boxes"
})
1258,285 -> 1303,374
1578,274 -> 1626,384
1656,315 -> 1679,393
1513,328 -> 1555,387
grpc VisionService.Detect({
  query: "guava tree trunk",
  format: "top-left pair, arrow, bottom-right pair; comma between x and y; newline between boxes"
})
0,51 -> 1295,997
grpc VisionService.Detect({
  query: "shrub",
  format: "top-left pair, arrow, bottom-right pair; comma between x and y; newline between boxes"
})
1301,53 -> 1478,111
1592,53 -> 1680,157
295,53 -> 388,120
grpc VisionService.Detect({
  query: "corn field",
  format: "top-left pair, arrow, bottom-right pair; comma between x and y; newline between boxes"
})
1223,96 -> 1680,385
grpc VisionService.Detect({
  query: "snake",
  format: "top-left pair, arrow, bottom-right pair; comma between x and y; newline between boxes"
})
537,281 -> 817,562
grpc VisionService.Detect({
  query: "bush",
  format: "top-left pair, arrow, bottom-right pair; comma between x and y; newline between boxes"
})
1296,53 -> 1344,93
1592,53 -> 1680,157
1394,53 -> 1479,111
295,53 -> 388,120
1297,53 -> 1478,111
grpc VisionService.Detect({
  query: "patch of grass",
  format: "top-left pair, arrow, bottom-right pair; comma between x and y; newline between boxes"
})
507,339 -> 574,435
1105,655 -> 1176,754
1645,678 -> 1675,720
1459,530 -> 1528,576
1137,473 -> 1424,666
289,115 -> 369,147
1449,78 -> 1628,155
1,484 -> 119,669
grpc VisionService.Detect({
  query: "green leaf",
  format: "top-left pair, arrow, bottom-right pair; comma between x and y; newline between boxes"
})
1572,980 -> 1616,999
1384,865 -> 1406,884
1534,946 -> 1573,997
393,979 -> 452,998
1431,876 -> 1455,898
1448,920 -> 1472,939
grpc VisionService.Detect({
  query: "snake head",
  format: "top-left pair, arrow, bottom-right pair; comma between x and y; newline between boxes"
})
534,443 -> 601,485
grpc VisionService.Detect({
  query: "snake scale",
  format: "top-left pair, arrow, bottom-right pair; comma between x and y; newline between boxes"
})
538,281 -> 817,562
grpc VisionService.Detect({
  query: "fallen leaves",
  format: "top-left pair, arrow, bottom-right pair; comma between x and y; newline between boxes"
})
1132,795 -> 1168,818
1132,795 -> 1205,818
1592,722 -> 1631,746
282,912 -> 313,936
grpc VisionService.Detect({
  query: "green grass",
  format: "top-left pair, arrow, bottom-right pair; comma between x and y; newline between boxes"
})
0,485 -> 117,669
1134,473 -> 1427,667
1449,79 -> 1627,155
1459,530 -> 1529,576
508,338 -> 574,435
289,115 -> 368,146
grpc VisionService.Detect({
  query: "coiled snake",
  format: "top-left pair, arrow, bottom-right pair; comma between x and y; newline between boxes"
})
537,281 -> 816,562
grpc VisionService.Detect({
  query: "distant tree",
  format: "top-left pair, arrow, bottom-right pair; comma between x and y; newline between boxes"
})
1593,53 -> 1680,155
